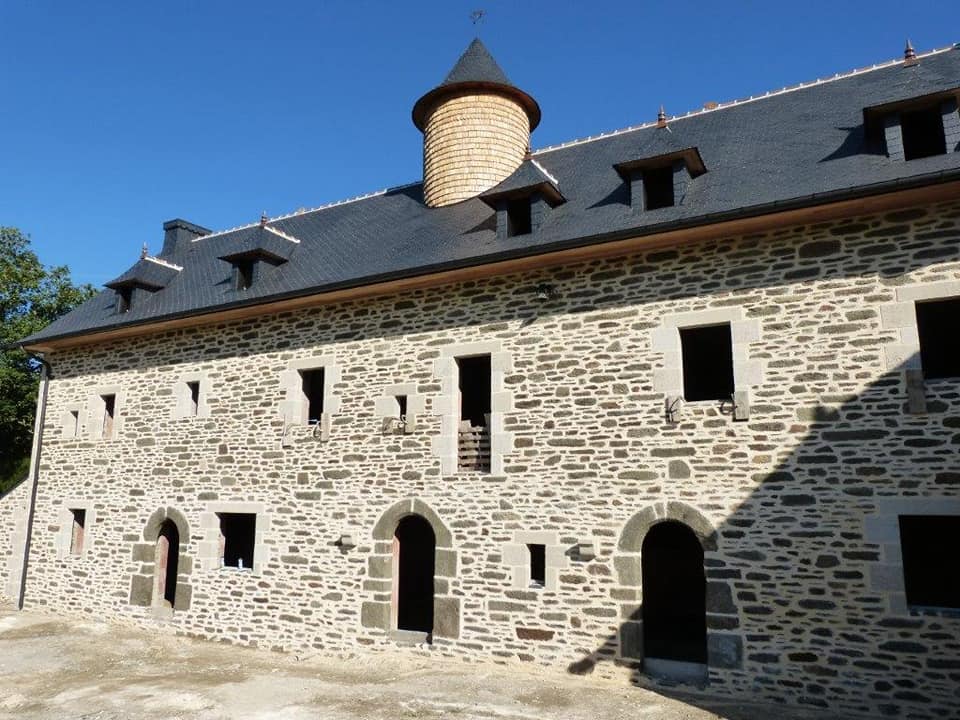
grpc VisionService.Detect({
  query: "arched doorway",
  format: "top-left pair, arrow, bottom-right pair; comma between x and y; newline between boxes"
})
393,515 -> 435,635
153,519 -> 180,609
641,521 -> 707,665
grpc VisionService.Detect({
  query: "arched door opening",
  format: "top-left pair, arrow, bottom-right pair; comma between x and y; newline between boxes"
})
642,521 -> 707,665
393,515 -> 435,635
153,519 -> 180,609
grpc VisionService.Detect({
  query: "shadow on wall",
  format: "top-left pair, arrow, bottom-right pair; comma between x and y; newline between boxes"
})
567,352 -> 960,720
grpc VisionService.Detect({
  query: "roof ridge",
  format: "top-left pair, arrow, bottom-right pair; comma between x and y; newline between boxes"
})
144,255 -> 183,271
191,182 -> 421,243
265,226 -> 302,244
534,43 -> 957,156
529,157 -> 560,186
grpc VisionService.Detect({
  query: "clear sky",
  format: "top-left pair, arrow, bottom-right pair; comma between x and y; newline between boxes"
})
1,1 -> 956,286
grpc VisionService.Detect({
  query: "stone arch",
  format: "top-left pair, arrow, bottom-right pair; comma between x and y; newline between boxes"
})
128,506 -> 193,614
614,501 -> 742,673
362,498 -> 460,640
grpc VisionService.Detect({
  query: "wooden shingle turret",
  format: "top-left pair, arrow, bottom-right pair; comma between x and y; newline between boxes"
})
413,39 -> 541,208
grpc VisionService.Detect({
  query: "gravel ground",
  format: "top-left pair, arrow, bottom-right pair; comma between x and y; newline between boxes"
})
0,603 -> 844,720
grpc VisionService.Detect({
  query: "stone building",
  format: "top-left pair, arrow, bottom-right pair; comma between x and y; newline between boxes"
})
5,38 -> 960,718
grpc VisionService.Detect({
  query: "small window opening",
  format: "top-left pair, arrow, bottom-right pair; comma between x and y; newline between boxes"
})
116,287 -> 132,313
457,355 -> 491,428
299,368 -> 325,424
69,509 -> 86,555
217,512 -> 256,570
916,298 -> 960,379
901,106 -> 947,161
898,515 -> 960,609
186,381 -> 200,416
101,394 -> 116,438
395,394 -> 408,420
234,259 -> 255,290
528,544 -> 546,588
69,410 -> 80,438
642,166 -> 675,210
680,324 -> 735,402
506,198 -> 532,237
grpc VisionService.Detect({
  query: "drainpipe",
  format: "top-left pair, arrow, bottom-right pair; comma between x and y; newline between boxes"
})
17,351 -> 52,610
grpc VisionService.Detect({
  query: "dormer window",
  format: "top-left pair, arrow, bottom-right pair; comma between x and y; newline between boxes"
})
506,198 -> 532,237
641,166 -> 676,210
116,287 -> 133,313
614,146 -> 706,215
866,91 -> 959,161
219,223 -> 299,293
900,105 -> 947,160
234,258 -> 256,290
104,256 -> 182,316
479,158 -> 565,240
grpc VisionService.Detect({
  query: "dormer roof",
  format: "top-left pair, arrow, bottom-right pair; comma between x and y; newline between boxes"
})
614,130 -> 707,179
217,224 -> 300,264
104,256 -> 182,291
479,158 -> 565,207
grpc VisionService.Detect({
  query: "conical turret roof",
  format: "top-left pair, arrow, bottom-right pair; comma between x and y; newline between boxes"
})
412,38 -> 541,131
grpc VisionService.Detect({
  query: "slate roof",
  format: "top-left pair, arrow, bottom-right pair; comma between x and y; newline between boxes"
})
104,256 -> 181,290
21,44 -> 960,348
217,224 -> 299,263
442,38 -> 512,86
479,159 -> 565,206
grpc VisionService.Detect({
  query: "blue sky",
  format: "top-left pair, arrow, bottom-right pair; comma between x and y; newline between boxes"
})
1,1 -> 956,286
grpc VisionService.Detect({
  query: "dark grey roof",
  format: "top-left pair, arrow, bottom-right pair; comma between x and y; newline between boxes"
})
104,257 -> 180,290
479,159 -> 564,206
442,38 -> 512,86
23,46 -> 960,347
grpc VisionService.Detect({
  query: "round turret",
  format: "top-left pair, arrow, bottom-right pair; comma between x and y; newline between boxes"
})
413,39 -> 541,208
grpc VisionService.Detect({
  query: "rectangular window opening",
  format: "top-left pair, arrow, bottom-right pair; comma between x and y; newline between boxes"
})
680,324 -> 735,402
916,297 -> 960,379
395,394 -> 408,420
506,198 -> 532,237
69,410 -> 80,438
456,354 -> 492,472
116,288 -> 132,314
101,394 -> 116,439
234,259 -> 255,290
69,509 -> 86,555
898,515 -> 960,609
299,368 -> 325,425
528,544 -> 546,588
900,106 -> 947,161
187,381 -> 200,416
642,166 -> 675,210
217,512 -> 257,570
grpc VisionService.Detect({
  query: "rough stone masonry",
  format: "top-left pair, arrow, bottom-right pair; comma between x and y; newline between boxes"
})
2,199 -> 959,719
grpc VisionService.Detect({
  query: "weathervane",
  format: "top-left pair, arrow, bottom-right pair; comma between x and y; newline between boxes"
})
470,9 -> 485,34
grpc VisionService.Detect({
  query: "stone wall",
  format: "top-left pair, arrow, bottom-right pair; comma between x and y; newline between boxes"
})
17,199 -> 960,718
0,479 -> 31,602
422,92 -> 530,207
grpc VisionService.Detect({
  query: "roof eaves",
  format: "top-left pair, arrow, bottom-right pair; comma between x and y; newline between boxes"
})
24,167 -> 960,350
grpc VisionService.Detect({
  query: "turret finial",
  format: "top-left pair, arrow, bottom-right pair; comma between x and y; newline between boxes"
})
904,39 -> 918,65
260,211 -> 268,227
657,105 -> 668,129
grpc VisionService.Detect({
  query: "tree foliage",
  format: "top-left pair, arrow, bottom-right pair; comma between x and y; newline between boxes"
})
1,227 -> 95,492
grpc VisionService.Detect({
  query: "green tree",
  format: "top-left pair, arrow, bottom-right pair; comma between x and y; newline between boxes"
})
1,227 -> 94,492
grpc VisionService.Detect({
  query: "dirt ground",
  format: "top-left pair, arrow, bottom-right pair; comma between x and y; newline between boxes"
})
0,603 -> 842,720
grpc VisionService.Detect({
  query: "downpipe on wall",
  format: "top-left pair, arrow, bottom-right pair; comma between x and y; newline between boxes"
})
17,351 -> 52,610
